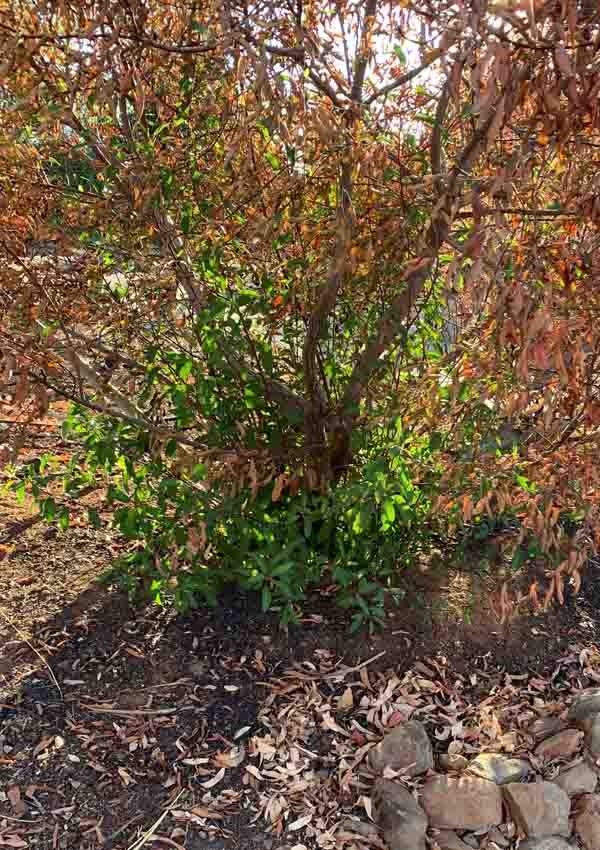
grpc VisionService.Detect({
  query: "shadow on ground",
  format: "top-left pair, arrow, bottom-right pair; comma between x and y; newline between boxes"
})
2,521 -> 600,848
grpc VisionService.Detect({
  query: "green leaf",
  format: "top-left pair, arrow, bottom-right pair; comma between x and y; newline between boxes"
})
264,151 -> 280,170
511,547 -> 526,570
88,508 -> 102,528
41,497 -> 56,521
383,499 -> 396,523
179,359 -> 193,381
58,508 -> 70,530
458,382 -> 470,402
261,585 -> 272,611
350,613 -> 364,633
39,454 -> 52,474
393,45 -> 407,64
107,484 -> 130,503
515,473 -> 536,494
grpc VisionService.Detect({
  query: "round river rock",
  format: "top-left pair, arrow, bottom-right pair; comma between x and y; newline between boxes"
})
372,778 -> 427,850
369,720 -> 433,777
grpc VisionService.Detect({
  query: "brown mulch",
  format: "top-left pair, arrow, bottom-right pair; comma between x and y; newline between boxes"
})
2,424 -> 600,849
1,514 -> 600,849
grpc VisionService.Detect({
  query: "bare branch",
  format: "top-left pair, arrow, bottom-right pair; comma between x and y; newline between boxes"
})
350,0 -> 378,103
431,79 -> 450,193
301,0 -> 385,416
59,347 -> 146,421
342,86 -> 518,412
307,67 -> 345,109
364,48 -> 444,106
335,0 -> 353,85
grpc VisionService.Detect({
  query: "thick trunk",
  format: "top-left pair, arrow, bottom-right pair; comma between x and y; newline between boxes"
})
304,409 -> 353,483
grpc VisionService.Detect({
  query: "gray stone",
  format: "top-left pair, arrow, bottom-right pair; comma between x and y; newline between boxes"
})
588,715 -> 600,759
369,720 -> 433,777
576,793 -> 600,850
420,775 -> 503,830
439,753 -> 468,772
554,761 -> 598,796
372,778 -> 427,850
467,753 -> 530,785
433,830 -> 473,850
486,827 -> 510,848
535,729 -> 583,761
339,817 -> 381,842
462,836 -> 480,849
503,782 -> 570,838
519,840 -> 577,850
569,690 -> 600,727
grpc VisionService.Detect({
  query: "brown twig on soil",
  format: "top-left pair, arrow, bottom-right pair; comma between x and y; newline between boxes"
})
103,813 -> 144,845
0,814 -> 41,823
137,678 -> 192,691
0,605 -> 62,699
142,837 -> 187,850
80,704 -> 179,717
324,649 -> 387,680
265,649 -> 388,686
126,790 -> 184,850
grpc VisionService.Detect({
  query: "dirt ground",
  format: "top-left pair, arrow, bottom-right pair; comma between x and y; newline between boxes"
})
2,448 -> 600,849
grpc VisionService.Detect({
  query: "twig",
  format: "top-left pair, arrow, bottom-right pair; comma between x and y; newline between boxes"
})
103,813 -> 144,845
0,814 -> 41,823
0,605 -> 62,699
142,838 -> 187,850
81,704 -> 178,717
431,80 -> 450,194
126,790 -> 184,850
118,678 -> 192,694
324,650 -> 386,680
269,649 -> 388,686
0,420 -> 59,427
364,49 -> 445,106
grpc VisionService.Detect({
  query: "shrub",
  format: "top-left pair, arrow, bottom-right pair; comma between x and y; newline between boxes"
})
13,404 -> 443,630
3,0 -> 599,623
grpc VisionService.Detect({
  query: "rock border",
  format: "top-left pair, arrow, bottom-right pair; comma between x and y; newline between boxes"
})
370,687 -> 600,850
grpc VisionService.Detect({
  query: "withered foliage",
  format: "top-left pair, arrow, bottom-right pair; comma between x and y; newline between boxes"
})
2,0 -> 600,609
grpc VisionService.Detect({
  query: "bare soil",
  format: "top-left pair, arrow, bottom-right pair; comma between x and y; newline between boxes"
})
2,438 -> 600,849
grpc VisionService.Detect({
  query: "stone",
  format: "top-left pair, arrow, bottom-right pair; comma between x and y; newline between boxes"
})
519,840 -> 577,850
554,761 -> 598,796
569,690 -> 600,727
461,836 -> 480,849
530,717 -> 568,741
369,720 -> 434,777
535,729 -> 583,761
486,826 -> 510,847
503,782 -> 570,838
372,778 -> 428,850
433,830 -> 473,850
439,753 -> 469,772
587,715 -> 600,759
576,793 -> 600,850
467,753 -> 530,785
420,775 -> 503,831
339,817 -> 380,842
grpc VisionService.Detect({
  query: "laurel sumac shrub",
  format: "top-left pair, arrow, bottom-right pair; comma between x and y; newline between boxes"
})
2,0 -> 600,622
